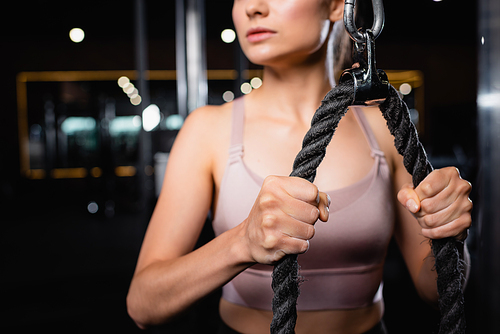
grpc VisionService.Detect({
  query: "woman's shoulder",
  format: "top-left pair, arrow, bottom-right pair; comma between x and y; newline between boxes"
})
185,101 -> 233,130
178,101 -> 234,144
175,101 -> 234,161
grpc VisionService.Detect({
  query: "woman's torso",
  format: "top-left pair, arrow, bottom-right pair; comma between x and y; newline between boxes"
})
211,96 -> 396,333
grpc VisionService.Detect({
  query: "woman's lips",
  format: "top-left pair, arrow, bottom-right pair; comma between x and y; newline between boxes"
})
246,27 -> 276,43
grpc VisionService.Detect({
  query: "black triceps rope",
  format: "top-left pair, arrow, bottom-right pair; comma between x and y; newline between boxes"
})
270,78 -> 466,334
270,81 -> 355,334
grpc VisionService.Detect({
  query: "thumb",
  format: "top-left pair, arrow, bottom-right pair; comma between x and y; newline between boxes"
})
397,183 -> 421,214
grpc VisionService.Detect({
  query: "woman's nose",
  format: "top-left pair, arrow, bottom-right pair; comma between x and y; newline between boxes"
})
245,0 -> 269,18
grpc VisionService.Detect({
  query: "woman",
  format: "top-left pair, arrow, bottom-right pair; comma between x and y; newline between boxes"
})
127,1 -> 472,333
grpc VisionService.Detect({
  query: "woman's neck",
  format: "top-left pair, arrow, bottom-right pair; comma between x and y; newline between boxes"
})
250,61 -> 333,124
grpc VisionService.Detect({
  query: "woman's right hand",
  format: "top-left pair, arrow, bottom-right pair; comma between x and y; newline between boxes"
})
241,175 -> 330,265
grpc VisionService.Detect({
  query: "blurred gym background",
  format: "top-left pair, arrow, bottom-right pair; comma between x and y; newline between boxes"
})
1,0 -> 498,333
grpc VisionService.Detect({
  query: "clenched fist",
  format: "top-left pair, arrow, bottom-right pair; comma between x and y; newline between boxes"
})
241,175 -> 330,265
397,167 -> 472,241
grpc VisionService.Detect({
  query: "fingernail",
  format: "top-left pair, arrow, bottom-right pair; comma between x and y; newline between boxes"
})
406,199 -> 418,213
327,194 -> 331,208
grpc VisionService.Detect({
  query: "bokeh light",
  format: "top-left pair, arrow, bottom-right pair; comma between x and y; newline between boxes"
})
240,82 -> 252,94
222,91 -> 235,102
399,83 -> 412,95
69,28 -> 85,43
221,29 -> 236,43
250,77 -> 262,89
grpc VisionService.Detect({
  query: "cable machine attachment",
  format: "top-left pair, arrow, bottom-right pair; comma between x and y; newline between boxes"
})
340,30 -> 389,105
340,0 -> 389,105
343,0 -> 385,43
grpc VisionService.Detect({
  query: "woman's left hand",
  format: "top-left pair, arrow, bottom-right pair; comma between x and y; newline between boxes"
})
397,167 -> 473,241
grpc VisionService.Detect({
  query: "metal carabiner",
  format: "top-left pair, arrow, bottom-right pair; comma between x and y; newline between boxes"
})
344,0 -> 385,43
339,30 -> 389,105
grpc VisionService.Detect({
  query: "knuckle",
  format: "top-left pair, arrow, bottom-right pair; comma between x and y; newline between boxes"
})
443,166 -> 457,178
444,166 -> 455,174
422,214 -> 437,228
433,168 -> 446,179
264,175 -> 278,184
419,199 -> 433,214
263,234 -> 279,250
262,175 -> 280,190
261,214 -> 277,229
420,181 -> 434,197
259,192 -> 277,208
458,179 -> 472,194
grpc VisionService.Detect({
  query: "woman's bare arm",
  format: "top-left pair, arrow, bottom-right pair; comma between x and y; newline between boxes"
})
126,106 -> 251,327
126,104 -> 330,328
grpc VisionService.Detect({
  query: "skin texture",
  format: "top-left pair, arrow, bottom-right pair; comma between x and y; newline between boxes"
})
126,1 -> 472,332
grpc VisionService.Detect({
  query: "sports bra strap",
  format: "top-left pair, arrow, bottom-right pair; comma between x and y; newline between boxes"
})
228,97 -> 245,159
230,97 -> 245,147
351,106 -> 385,157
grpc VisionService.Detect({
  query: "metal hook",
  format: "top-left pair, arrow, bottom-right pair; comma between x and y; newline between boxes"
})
339,30 -> 389,105
344,0 -> 385,44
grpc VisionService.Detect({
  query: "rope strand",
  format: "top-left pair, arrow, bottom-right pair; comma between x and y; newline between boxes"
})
379,85 -> 466,334
270,80 -> 354,334
270,80 -> 465,334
